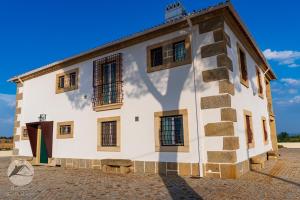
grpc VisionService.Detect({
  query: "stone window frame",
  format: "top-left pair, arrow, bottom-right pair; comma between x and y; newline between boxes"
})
97,116 -> 121,152
237,43 -> 249,88
243,110 -> 255,149
57,121 -> 74,139
261,117 -> 269,145
21,126 -> 29,140
256,66 -> 264,99
154,109 -> 189,152
147,35 -> 192,73
55,68 -> 79,94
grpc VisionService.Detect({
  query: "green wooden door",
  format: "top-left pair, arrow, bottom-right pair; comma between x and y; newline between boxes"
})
40,133 -> 48,164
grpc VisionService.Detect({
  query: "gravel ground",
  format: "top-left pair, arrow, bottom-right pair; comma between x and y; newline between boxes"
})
0,148 -> 299,200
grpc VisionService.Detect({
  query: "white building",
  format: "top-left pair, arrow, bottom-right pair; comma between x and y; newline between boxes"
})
10,2 -> 278,179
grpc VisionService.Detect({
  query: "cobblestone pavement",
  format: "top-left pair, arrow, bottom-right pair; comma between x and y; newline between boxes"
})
0,148 -> 299,200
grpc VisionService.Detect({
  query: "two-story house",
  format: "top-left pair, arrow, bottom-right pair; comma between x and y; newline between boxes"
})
9,1 -> 278,179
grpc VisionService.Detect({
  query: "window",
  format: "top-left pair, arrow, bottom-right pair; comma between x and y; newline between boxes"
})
97,117 -> 120,152
101,121 -> 117,146
93,53 -> 123,111
21,126 -> 29,140
58,76 -> 65,89
262,117 -> 268,144
147,35 -> 191,73
160,115 -> 184,146
151,47 -> 163,67
256,67 -> 263,97
237,44 -> 248,87
244,110 -> 254,148
173,40 -> 186,62
56,68 -> 79,94
69,72 -> 77,88
57,121 -> 74,139
154,109 -> 189,152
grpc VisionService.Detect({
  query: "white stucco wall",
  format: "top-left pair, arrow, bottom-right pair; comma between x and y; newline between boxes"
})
224,22 -> 273,162
15,21 -> 272,170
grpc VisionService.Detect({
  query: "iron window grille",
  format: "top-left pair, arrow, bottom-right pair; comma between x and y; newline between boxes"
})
59,125 -> 72,135
93,53 -> 123,107
151,47 -> 163,67
101,121 -> 117,147
160,115 -> 184,146
173,40 -> 186,62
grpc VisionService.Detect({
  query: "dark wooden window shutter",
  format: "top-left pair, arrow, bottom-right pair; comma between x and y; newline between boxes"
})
246,116 -> 253,144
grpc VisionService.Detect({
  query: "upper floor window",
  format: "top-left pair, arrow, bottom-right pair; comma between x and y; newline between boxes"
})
237,44 -> 248,87
93,53 -> 123,111
173,40 -> 186,62
151,47 -> 163,67
147,35 -> 191,73
55,68 -> 79,94
57,121 -> 74,139
244,110 -> 254,148
256,67 -> 263,98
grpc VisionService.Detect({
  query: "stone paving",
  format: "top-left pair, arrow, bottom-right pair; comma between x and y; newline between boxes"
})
0,148 -> 299,200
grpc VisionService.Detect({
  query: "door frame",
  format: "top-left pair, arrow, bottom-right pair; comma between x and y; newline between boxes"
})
35,125 -> 49,165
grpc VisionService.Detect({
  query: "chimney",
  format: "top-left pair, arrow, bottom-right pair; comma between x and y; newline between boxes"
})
165,2 -> 187,22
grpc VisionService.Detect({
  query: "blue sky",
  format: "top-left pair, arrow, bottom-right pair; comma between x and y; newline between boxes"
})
0,0 -> 300,136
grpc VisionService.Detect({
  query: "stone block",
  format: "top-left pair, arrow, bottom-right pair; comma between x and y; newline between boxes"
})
221,108 -> 237,122
201,41 -> 227,58
219,80 -> 235,95
179,163 -> 190,176
201,94 -> 231,109
223,137 -> 239,150
205,122 -> 234,136
202,68 -> 229,82
207,151 -> 237,163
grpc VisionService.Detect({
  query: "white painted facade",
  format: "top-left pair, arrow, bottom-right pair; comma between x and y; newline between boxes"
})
14,19 -> 273,176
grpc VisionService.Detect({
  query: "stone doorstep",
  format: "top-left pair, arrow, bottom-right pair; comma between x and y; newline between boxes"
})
250,163 -> 265,171
250,154 -> 267,164
101,159 -> 132,167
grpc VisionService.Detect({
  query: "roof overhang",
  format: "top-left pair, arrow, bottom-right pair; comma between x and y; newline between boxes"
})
8,1 -> 276,83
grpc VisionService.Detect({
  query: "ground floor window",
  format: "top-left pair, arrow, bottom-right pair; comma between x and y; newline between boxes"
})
154,109 -> 189,152
262,117 -> 268,144
97,116 -> 120,152
21,126 -> 29,140
244,110 -> 255,148
56,121 -> 74,139
160,115 -> 184,146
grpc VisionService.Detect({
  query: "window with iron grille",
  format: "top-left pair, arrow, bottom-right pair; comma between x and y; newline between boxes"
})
59,125 -> 72,135
93,53 -> 123,107
151,47 -> 163,67
160,115 -> 184,146
173,40 -> 186,62
101,121 -> 117,147
262,119 -> 268,142
245,115 -> 253,144
69,72 -> 77,88
58,76 -> 65,88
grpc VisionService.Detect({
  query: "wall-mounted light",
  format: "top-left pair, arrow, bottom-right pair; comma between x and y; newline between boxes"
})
38,114 -> 47,122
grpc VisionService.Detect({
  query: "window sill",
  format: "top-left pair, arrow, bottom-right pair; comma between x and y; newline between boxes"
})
247,143 -> 255,149
258,93 -> 264,99
155,145 -> 189,152
240,79 -> 249,88
97,146 -> 120,152
56,86 -> 78,94
147,59 -> 192,73
56,135 -> 74,139
93,103 -> 123,112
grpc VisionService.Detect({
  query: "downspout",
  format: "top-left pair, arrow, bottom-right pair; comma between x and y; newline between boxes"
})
186,16 -> 202,178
